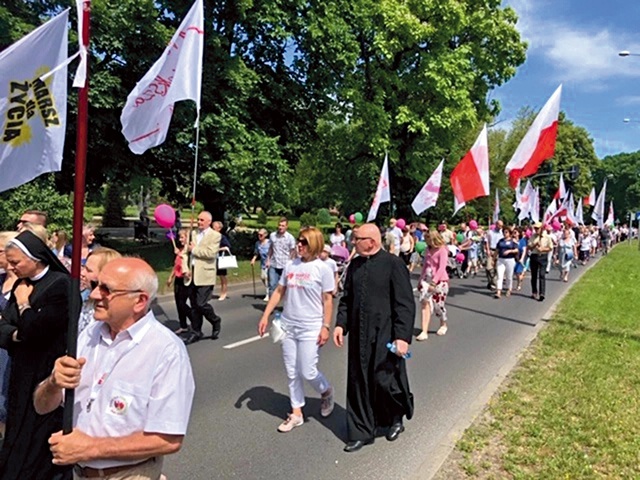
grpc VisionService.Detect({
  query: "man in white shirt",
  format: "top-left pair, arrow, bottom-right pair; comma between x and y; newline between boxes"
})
266,217 -> 297,296
34,258 -> 195,480
387,218 -> 402,256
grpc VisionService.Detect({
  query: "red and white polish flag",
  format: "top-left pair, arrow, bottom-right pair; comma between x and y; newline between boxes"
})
411,159 -> 444,215
584,187 -> 596,206
121,0 -> 204,154
553,173 -> 567,201
450,124 -> 489,215
505,85 -> 562,188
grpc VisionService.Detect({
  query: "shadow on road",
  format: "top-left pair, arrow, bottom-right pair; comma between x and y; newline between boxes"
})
235,386 -> 348,442
446,302 -> 537,327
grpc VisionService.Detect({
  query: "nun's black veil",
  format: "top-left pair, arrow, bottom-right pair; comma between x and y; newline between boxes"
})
9,230 -> 68,274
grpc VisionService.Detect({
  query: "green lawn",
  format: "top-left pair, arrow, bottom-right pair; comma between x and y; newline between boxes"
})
441,242 -> 640,479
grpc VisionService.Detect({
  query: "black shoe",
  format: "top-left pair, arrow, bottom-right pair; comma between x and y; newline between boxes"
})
211,331 -> 220,340
538,295 -> 545,302
183,332 -> 203,345
386,423 -> 405,442
343,438 -> 374,453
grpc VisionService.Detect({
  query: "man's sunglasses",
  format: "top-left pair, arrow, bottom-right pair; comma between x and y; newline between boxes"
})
90,280 -> 143,297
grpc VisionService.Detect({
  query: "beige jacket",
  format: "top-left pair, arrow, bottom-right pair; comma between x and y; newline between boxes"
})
185,228 -> 221,287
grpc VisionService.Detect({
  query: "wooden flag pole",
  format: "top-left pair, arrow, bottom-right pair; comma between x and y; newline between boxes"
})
64,0 -> 91,435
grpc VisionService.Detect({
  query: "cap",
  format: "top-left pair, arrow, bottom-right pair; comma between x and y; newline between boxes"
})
533,222 -> 542,228
323,245 -> 332,253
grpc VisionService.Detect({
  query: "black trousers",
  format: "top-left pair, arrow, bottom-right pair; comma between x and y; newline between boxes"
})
189,284 -> 221,335
529,253 -> 547,296
173,277 -> 192,329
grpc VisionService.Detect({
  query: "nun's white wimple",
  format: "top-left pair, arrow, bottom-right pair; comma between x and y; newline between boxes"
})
7,238 -> 38,261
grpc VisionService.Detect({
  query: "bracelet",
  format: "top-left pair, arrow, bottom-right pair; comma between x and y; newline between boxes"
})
18,303 -> 31,315
322,324 -> 331,330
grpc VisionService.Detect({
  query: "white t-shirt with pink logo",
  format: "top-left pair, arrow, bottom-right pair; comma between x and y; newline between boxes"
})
279,258 -> 334,326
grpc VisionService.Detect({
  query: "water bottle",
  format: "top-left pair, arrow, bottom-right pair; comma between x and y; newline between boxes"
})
274,311 -> 281,322
387,342 -> 412,359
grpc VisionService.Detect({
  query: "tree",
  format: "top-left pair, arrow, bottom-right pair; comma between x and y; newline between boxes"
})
597,151 -> 640,220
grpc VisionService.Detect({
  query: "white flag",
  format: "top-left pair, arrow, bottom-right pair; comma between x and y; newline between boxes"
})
575,199 -> 584,225
73,0 -> 88,88
367,153 -> 391,222
493,189 -> 500,223
121,0 -> 204,154
591,180 -> 607,228
411,160 -> 444,215
531,188 -> 540,223
0,10 -> 69,193
605,201 -> 615,227
518,180 -> 534,221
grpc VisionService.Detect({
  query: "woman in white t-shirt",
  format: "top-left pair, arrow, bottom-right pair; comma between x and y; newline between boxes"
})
258,227 -> 335,432
329,223 -> 346,247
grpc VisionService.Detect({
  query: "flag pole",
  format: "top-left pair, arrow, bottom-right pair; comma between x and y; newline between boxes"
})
64,0 -> 91,435
188,113 -> 201,245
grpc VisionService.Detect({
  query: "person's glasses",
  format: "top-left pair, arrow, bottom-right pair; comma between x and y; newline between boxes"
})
91,280 -> 143,298
297,238 -> 309,246
353,236 -> 372,242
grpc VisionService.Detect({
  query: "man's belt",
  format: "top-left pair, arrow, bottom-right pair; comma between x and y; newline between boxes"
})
74,457 -> 155,478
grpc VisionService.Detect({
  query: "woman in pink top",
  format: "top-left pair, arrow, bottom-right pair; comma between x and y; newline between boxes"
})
416,230 -> 450,340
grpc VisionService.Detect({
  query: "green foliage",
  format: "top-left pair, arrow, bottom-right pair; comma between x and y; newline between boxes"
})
256,210 -> 268,226
597,151 -> 640,219
316,208 -> 332,225
299,212 -> 317,227
103,183 -> 126,227
0,174 -> 73,232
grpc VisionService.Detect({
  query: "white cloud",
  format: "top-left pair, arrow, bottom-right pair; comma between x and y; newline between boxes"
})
504,0 -> 640,87
616,95 -> 640,106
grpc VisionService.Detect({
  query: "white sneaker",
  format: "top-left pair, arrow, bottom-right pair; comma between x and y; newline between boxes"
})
263,295 -> 269,302
416,331 -> 429,341
277,413 -> 304,432
320,387 -> 334,417
436,325 -> 448,336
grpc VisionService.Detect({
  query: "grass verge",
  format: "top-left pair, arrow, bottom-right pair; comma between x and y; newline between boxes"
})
437,242 -> 640,479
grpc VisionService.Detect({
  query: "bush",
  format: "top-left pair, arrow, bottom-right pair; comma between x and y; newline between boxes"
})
228,230 -> 258,258
316,208 -> 332,225
271,202 -> 291,217
299,212 -> 317,227
103,183 -> 126,227
256,210 -> 268,225
0,174 -> 73,231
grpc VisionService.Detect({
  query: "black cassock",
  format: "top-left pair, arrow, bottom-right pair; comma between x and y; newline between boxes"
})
0,270 -> 71,480
336,249 -> 415,442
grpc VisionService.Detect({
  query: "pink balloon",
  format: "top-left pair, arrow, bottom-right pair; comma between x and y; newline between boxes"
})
154,204 -> 176,229
349,214 -> 356,224
525,229 -> 532,238
489,224 -> 495,230
396,218 -> 406,230
469,220 -> 478,230
455,252 -> 465,263
551,220 -> 561,232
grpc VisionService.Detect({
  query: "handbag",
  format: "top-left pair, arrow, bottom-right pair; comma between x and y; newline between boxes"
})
564,251 -> 574,261
217,250 -> 238,269
270,317 -> 287,343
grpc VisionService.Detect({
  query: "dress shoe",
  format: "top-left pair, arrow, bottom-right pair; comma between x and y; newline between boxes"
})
183,332 -> 203,345
386,423 -> 405,442
343,438 -> 374,453
211,331 -> 220,340
538,295 -> 545,302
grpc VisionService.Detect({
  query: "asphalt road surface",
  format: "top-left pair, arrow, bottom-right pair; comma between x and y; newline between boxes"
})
152,262 -> 591,480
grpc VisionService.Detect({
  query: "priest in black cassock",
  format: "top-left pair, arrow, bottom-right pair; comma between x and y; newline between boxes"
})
334,223 -> 415,453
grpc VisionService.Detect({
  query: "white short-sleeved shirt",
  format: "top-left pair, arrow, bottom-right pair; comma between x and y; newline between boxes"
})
322,257 -> 338,273
329,233 -> 345,246
279,258 -> 334,326
74,311 -> 195,470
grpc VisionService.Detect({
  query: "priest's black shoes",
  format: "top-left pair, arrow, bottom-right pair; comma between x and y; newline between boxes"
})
343,438 -> 374,453
183,332 -> 203,345
386,423 -> 405,442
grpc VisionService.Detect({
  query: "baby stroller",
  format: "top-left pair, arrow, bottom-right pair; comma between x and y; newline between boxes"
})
446,245 -> 464,278
331,245 -> 350,293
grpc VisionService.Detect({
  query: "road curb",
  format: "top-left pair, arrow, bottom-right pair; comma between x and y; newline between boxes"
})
416,253 -> 605,480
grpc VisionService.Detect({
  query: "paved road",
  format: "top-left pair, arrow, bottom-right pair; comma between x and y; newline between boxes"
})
150,263 -> 592,480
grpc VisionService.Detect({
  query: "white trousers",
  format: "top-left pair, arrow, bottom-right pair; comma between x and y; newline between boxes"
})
281,326 -> 330,409
496,258 -> 515,292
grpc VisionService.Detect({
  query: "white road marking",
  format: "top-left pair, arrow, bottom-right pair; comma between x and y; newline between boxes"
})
223,334 -> 269,349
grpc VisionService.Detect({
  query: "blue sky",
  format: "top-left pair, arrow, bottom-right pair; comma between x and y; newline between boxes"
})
493,0 -> 640,158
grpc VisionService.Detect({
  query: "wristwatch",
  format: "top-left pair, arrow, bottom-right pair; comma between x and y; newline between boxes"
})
18,303 -> 31,315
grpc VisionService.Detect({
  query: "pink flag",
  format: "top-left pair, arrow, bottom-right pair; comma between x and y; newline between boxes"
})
450,124 -> 489,214
553,173 -> 566,201
411,159 -> 444,215
505,85 -> 562,188
121,0 -> 204,154
367,153 -> 391,222
543,200 -> 557,223
584,187 -> 596,206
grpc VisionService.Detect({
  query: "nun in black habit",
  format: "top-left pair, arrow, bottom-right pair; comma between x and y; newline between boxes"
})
0,230 -> 73,480
335,223 -> 415,453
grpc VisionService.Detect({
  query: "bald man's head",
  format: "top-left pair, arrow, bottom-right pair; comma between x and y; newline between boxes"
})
354,223 -> 382,256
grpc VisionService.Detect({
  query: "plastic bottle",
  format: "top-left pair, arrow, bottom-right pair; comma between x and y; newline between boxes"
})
274,311 -> 281,321
387,342 -> 412,359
